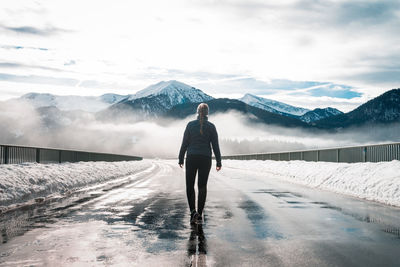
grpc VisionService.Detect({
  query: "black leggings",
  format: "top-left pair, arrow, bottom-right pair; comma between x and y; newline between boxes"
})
185,154 -> 212,215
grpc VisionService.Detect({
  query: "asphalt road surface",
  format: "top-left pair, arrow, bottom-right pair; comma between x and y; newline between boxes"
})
1,160 -> 400,266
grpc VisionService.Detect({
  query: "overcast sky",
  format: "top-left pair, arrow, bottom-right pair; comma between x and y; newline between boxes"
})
1,0 -> 399,111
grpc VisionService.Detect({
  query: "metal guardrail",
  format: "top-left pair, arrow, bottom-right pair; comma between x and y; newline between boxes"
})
222,142 -> 400,163
0,144 -> 142,164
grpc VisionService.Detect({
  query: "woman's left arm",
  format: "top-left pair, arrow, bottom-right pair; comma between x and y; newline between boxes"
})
178,125 -> 190,167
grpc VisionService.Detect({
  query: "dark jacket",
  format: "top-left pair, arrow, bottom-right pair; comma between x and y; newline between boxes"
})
178,116 -> 222,167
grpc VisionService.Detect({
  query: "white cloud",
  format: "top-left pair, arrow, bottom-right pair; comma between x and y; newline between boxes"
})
261,94 -> 365,113
0,0 -> 399,109
1,100 -> 398,158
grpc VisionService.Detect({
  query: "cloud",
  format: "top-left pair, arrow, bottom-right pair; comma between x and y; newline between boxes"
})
0,72 -> 138,93
0,64 -> 365,111
338,53 -> 400,86
194,77 -> 360,99
131,67 -> 238,81
216,0 -> 400,30
0,25 -> 68,36
0,73 -> 78,86
0,0 -> 398,109
128,67 -> 364,103
334,1 -> 400,27
257,93 -> 365,112
0,63 -> 22,68
1,101 -> 399,159
130,70 -> 363,102
196,77 -> 321,94
64,60 -> 76,66
295,35 -> 315,47
191,0 -> 400,89
77,80 -> 137,91
346,71 -> 400,85
0,45 -> 48,51
0,62 -> 62,72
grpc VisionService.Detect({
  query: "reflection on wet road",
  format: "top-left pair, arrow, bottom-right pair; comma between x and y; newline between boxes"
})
1,160 -> 400,266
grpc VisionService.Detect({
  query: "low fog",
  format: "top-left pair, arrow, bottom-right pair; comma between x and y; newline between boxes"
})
1,100 -> 399,159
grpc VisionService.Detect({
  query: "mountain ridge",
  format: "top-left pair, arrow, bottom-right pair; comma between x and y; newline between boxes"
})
18,92 -> 127,112
315,88 -> 400,128
239,93 -> 310,116
300,107 -> 343,123
10,81 -> 400,129
166,98 -> 310,128
105,80 -> 214,118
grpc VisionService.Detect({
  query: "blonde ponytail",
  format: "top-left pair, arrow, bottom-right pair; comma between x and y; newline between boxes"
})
197,103 -> 209,135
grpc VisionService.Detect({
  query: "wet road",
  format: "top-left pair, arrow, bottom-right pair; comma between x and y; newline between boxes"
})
1,160 -> 400,266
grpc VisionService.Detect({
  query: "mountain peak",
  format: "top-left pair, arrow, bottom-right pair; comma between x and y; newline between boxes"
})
239,93 -> 310,116
241,93 -> 262,102
128,80 -> 213,103
300,107 -> 343,123
132,80 -> 200,99
242,93 -> 256,98
114,80 -> 214,116
21,92 -> 54,99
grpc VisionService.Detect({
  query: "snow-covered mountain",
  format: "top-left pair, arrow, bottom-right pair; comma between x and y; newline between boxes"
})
300,107 -> 343,123
7,81 -> 400,130
127,80 -> 213,107
316,88 -> 400,128
239,93 -> 310,116
18,93 -> 127,112
99,94 -> 127,104
166,98 -> 309,128
107,80 -> 214,118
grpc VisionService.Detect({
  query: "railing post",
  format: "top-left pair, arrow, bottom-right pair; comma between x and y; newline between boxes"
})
36,148 -> 40,163
4,146 -> 9,164
363,147 -> 367,162
336,149 -> 339,162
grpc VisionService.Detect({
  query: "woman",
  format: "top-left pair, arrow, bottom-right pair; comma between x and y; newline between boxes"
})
179,103 -> 222,225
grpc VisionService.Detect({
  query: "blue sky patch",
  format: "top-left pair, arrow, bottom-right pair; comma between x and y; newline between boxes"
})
308,86 -> 362,99
232,78 -> 328,92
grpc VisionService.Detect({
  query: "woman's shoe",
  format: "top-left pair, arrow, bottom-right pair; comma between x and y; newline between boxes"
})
197,214 -> 203,224
190,211 -> 199,224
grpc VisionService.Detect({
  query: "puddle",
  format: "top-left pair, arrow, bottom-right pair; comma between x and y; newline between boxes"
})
253,189 -> 303,199
238,198 -> 283,240
312,200 -> 400,239
286,201 -> 303,204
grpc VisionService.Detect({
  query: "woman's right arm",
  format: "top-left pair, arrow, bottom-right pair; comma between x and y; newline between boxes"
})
210,124 -> 222,169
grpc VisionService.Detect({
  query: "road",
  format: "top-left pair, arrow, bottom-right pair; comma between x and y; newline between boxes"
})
1,160 -> 400,266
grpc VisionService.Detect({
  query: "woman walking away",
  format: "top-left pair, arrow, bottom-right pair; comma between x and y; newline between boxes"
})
179,103 -> 222,225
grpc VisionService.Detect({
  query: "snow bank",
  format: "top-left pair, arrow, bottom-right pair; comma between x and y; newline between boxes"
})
223,160 -> 400,207
0,160 -> 152,207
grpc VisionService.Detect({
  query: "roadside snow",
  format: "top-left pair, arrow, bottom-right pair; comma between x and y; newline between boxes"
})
0,160 -> 152,207
2,159 -> 399,209
223,160 -> 400,207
